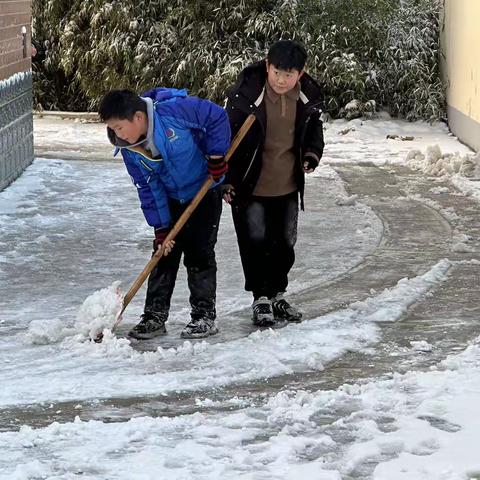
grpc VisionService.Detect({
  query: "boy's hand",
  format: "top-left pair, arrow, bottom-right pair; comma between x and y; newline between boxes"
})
207,155 -> 228,181
154,228 -> 175,256
221,184 -> 235,204
303,153 -> 319,173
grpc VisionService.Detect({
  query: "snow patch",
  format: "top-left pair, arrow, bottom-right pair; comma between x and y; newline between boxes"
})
451,232 -> 474,253
74,281 -> 123,339
335,194 -> 359,206
406,145 -> 479,178
410,340 -> 433,352
429,186 -> 450,195
351,259 -> 451,323
24,319 -> 74,345
4,336 -> 480,480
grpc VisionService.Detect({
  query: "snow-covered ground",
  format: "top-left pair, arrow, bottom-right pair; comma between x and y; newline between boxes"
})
1,116 -> 480,479
3,338 -> 480,480
0,157 -> 382,407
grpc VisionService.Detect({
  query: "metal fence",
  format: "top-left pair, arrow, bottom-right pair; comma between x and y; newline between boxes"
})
0,71 -> 33,191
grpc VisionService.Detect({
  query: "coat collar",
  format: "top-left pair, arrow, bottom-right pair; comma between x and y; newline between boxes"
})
232,60 -> 322,108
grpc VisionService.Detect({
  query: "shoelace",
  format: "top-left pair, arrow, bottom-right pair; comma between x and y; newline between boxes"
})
139,316 -> 163,328
190,317 -> 214,327
187,319 -> 214,334
253,302 -> 272,314
272,299 -> 292,313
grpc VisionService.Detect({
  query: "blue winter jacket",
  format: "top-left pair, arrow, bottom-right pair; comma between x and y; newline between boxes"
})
109,88 -> 231,229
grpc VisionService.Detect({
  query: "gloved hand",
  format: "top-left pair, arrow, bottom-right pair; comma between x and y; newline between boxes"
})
303,152 -> 319,173
153,227 -> 175,255
207,156 -> 228,182
221,184 -> 235,204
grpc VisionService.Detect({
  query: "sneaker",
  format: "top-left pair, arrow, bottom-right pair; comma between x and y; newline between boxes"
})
128,312 -> 167,340
271,293 -> 302,322
181,316 -> 219,339
252,296 -> 275,326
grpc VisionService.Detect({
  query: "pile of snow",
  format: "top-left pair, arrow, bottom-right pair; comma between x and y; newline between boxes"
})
24,282 -> 125,345
451,232 -> 475,253
24,319 -> 74,345
340,99 -> 376,120
335,194 -> 358,206
74,281 -> 123,339
410,340 -> 433,352
429,186 -> 450,195
406,145 -> 480,178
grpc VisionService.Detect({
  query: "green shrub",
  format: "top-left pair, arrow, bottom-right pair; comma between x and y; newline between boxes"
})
379,0 -> 445,120
32,0 -> 445,121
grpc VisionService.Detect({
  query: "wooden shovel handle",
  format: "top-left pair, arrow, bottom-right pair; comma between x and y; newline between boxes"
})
113,113 -> 256,329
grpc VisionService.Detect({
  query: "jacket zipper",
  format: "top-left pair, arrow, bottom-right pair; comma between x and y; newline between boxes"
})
242,146 -> 259,182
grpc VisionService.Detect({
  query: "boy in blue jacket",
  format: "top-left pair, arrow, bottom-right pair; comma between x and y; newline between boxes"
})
98,88 -> 231,339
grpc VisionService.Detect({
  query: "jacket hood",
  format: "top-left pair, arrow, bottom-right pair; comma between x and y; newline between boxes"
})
106,88 -> 189,149
142,87 -> 188,103
107,127 -> 140,149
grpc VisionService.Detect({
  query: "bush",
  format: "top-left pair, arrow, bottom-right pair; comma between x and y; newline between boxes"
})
32,0 -> 89,111
32,0 -> 445,121
380,0 -> 445,120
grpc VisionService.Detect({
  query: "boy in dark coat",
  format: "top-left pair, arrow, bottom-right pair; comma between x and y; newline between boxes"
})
99,88 -> 230,339
224,40 -> 324,326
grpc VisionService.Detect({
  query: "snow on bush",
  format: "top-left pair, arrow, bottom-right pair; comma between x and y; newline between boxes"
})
32,0 -> 444,121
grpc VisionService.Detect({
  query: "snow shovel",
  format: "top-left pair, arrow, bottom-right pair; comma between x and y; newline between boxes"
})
94,113 -> 256,342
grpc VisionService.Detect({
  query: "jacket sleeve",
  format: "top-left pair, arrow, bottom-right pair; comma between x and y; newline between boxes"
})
225,95 -> 249,138
161,97 -> 231,157
303,109 -> 325,162
122,151 -> 171,229
223,96 -> 251,185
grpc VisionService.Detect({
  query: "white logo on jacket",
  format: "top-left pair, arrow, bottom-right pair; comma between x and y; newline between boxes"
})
166,128 -> 179,142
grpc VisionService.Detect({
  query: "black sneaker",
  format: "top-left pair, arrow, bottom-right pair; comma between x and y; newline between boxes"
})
181,316 -> 218,339
128,312 -> 167,340
271,293 -> 302,322
252,297 -> 275,326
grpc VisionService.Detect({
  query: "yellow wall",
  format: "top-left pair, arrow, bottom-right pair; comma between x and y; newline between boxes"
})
442,0 -> 480,150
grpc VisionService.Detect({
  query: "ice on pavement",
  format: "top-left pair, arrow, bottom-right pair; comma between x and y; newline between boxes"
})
0,258 -> 451,407
74,281 -> 123,339
0,154 -> 385,407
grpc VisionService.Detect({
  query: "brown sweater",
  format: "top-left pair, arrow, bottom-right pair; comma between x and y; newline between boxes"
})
253,82 -> 299,197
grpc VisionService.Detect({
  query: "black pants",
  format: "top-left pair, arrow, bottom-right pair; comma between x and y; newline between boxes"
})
144,187 -> 222,319
232,191 -> 299,299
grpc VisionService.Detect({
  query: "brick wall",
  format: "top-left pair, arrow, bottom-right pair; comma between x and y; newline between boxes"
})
0,0 -> 33,191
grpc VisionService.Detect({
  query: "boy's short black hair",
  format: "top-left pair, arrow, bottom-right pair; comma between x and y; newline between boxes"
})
267,40 -> 307,72
98,89 -> 147,122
